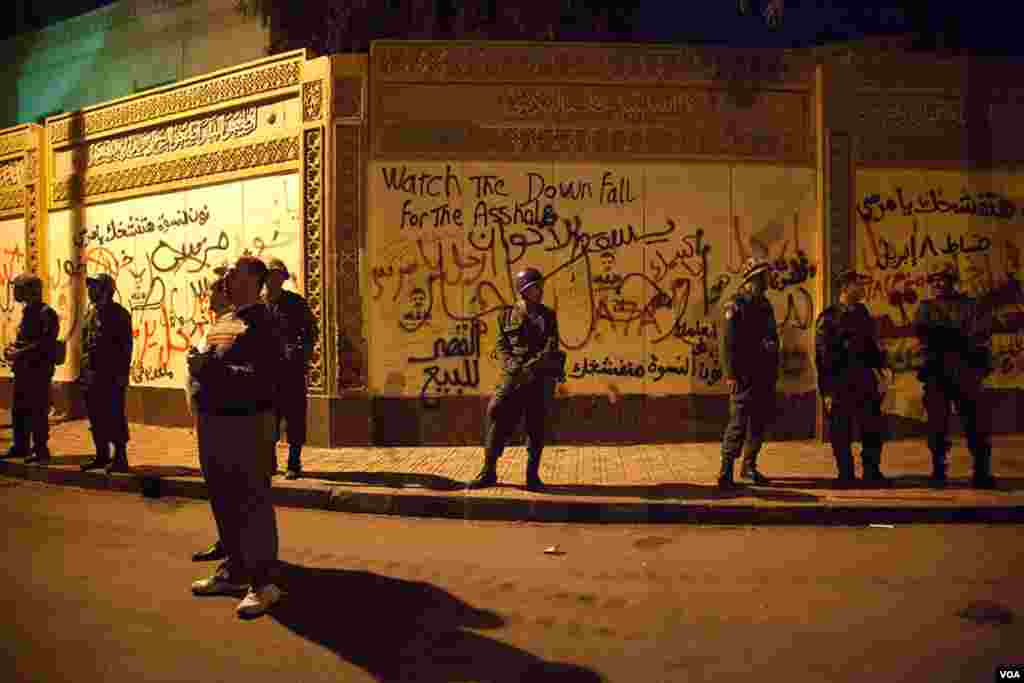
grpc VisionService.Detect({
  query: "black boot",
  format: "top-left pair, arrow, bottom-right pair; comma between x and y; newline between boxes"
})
285,444 -> 302,479
717,458 -> 738,489
106,443 -> 130,474
526,451 -> 544,491
740,456 -> 771,485
81,441 -> 111,471
929,447 -> 948,487
192,540 -> 227,562
971,446 -> 996,489
467,454 -> 499,489
24,446 -> 51,464
861,451 -> 890,487
833,452 -> 857,489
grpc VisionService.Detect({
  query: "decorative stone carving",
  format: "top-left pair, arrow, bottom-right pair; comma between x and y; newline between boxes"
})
303,80 -> 324,122
0,189 -> 22,212
50,61 -> 301,144
25,184 -> 39,273
333,78 -> 362,118
0,131 -> 29,157
303,127 -> 326,395
24,151 -> 38,182
52,136 -> 300,202
335,124 -> 364,390
374,44 -> 811,86
856,94 -> 968,134
0,159 -> 24,187
378,123 -> 813,162
80,107 -> 259,170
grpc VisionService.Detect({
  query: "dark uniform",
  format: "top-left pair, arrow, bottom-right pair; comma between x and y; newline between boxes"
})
719,258 -> 779,486
814,272 -> 889,485
264,288 -> 317,471
469,268 -> 565,491
913,263 -> 995,487
6,282 -> 59,461
80,288 -> 134,467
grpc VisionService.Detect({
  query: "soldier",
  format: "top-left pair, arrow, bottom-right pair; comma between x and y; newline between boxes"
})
814,269 -> 892,488
78,272 -> 134,474
913,262 -> 996,488
718,257 -> 780,489
1,274 -> 59,464
262,258 -> 318,480
467,267 -> 566,492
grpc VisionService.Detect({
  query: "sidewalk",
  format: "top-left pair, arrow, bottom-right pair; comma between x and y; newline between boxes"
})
1,410 -> 1022,524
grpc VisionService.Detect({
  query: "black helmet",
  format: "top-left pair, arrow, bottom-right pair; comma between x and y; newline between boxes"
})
515,268 -> 544,294
86,272 -> 116,295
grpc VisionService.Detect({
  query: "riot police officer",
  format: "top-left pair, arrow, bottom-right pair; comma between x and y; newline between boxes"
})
2,274 -> 59,463
718,257 -> 779,489
914,262 -> 996,488
79,272 -> 134,473
815,269 -> 892,487
467,267 -> 565,492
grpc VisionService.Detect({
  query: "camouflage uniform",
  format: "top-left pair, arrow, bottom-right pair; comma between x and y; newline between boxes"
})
815,270 -> 889,485
913,263 -> 995,487
469,268 -> 564,490
719,258 -> 780,486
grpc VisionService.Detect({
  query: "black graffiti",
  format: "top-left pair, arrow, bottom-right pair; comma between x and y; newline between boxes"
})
780,287 -> 815,330
874,231 -> 992,271
857,188 -> 1016,224
418,359 -> 480,408
526,172 -> 593,202
380,164 -> 462,199
150,231 -> 230,274
73,206 -> 211,248
769,250 -> 816,290
400,199 -> 464,230
130,362 -> 174,384
408,320 -> 483,364
646,353 -> 723,385
568,356 -> 646,379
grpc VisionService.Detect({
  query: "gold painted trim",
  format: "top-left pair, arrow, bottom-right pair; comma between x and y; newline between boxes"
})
0,131 -> 30,157
303,127 -> 326,395
51,136 -> 301,202
0,189 -> 22,212
303,80 -> 324,122
49,61 -> 302,145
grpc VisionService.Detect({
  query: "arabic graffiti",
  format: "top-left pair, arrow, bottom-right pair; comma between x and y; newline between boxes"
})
857,188 -> 1017,224
72,206 -> 211,249
408,320 -> 485,407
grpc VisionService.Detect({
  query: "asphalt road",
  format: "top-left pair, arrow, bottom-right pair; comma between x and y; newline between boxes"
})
1,477 -> 1021,683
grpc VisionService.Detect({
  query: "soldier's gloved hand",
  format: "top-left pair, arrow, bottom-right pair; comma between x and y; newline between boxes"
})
823,395 -> 833,416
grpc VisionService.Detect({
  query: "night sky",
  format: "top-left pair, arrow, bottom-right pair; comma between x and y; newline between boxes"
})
2,1 -> 1021,55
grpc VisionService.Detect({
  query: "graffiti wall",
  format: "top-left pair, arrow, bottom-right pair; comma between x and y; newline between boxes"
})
0,217 -> 27,378
856,170 -> 1024,418
46,172 -> 301,385
368,162 -> 818,406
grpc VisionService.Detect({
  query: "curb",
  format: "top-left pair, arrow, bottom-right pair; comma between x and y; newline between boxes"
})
2,461 -> 1023,525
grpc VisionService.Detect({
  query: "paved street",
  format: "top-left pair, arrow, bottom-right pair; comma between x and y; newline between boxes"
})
2,413 -> 1023,523
2,477 -> 1021,683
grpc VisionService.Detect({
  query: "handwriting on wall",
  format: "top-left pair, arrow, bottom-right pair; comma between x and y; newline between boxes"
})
371,162 -> 818,406
856,171 -> 1024,410
0,226 -> 27,375
46,173 -> 301,387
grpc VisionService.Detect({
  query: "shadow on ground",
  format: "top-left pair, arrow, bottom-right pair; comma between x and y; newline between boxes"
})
771,476 -> 1024,492
269,562 -> 603,683
483,482 -> 821,503
313,471 -> 465,491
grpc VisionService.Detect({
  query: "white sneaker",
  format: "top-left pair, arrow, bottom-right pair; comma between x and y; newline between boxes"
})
236,584 -> 282,617
191,575 -> 248,596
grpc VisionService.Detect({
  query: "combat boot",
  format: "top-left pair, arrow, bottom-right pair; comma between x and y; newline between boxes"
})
971,446 -> 997,489
285,444 -> 303,480
24,446 -> 51,465
106,443 -> 130,474
525,451 -> 544,492
717,458 -> 738,489
861,453 -> 890,487
833,452 -> 857,489
81,441 -> 110,471
467,454 -> 499,490
740,457 -> 771,485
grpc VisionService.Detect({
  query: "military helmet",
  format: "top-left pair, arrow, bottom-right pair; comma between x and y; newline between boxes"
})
927,262 -> 959,283
10,273 -> 42,289
740,257 -> 772,285
86,272 -> 116,294
515,267 -> 544,294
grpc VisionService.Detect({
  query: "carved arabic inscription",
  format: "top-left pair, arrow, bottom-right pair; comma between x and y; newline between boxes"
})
82,107 -> 259,170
